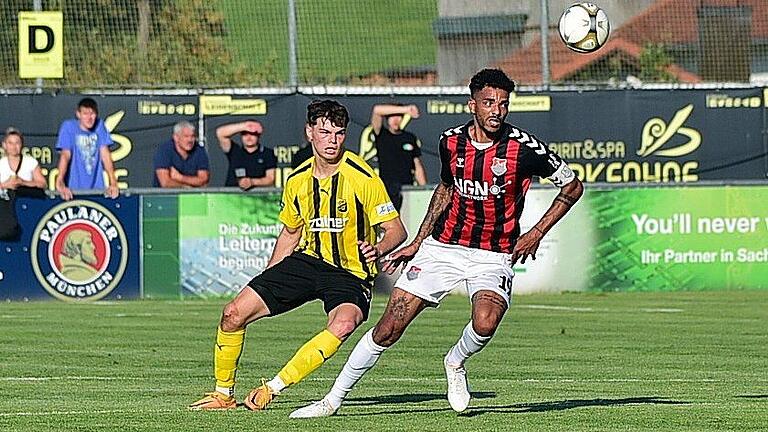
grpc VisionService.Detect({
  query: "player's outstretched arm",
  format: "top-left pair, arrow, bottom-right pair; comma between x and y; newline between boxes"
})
511,178 -> 584,265
265,224 -> 302,269
358,217 -> 407,264
382,181 -> 452,273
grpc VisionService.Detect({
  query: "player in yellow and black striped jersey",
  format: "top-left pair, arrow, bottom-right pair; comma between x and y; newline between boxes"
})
190,100 -> 407,412
281,150 -> 395,283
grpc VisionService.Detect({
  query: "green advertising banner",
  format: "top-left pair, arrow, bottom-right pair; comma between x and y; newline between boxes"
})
588,186 -> 768,291
141,186 -> 767,299
177,193 -> 282,298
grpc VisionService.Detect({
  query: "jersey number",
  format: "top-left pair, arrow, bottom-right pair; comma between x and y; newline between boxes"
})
498,276 -> 512,297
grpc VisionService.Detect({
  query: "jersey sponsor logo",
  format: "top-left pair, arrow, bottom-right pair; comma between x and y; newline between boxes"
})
308,216 -> 349,232
491,157 -> 507,176
31,200 -> 128,302
454,177 -> 510,200
456,157 -> 464,168
376,202 -> 396,216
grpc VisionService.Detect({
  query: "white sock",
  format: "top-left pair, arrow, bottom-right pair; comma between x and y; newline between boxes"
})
444,321 -> 491,367
267,375 -> 286,394
325,329 -> 387,408
215,385 -> 234,397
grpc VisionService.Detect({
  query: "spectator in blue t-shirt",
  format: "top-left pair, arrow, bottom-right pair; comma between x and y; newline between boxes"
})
55,98 -> 119,200
153,121 -> 210,188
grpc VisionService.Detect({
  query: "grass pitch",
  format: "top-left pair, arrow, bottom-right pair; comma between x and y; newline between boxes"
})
0,290 -> 765,431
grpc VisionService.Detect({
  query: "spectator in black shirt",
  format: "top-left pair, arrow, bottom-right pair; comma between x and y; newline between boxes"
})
291,143 -> 314,169
216,120 -> 277,190
371,103 -> 427,210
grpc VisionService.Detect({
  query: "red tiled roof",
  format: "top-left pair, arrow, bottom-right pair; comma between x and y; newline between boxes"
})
494,0 -> 766,85
615,0 -> 768,44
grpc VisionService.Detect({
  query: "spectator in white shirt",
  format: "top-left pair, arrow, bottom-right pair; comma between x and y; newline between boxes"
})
0,127 -> 47,193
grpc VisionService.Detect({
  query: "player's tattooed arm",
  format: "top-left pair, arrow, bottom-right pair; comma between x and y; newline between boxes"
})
381,182 -> 452,274
511,178 -> 583,265
532,177 -> 583,236
413,181 -> 453,244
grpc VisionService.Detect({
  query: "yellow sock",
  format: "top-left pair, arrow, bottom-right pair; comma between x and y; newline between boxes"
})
214,326 -> 245,392
277,329 -> 341,386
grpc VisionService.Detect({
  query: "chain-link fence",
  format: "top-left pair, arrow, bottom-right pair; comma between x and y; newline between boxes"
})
1,0 -> 766,89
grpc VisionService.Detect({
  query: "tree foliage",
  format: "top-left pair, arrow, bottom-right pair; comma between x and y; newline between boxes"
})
1,0 -> 249,88
638,43 -> 676,83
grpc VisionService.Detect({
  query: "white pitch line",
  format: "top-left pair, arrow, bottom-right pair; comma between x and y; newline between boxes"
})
0,315 -> 43,319
518,305 -> 594,312
0,376 -> 121,382
641,308 -> 683,313
112,313 -> 157,317
307,377 -> 765,383
0,409 -> 177,417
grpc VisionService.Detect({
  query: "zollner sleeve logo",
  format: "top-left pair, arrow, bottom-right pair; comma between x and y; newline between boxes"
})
30,200 -> 128,302
638,104 -> 701,157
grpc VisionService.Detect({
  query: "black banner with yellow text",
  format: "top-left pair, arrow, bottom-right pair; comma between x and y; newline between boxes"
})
0,88 -> 765,188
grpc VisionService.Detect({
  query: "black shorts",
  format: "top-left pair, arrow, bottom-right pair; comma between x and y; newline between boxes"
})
248,252 -> 373,320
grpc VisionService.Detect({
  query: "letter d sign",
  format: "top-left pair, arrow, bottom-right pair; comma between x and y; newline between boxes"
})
18,11 -> 63,79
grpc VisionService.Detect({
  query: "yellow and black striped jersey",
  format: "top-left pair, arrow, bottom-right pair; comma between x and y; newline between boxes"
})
279,151 -> 398,281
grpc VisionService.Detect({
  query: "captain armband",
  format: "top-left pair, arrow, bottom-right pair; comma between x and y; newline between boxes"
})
546,162 -> 576,187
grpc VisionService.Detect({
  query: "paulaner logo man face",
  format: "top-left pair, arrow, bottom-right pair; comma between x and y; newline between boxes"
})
59,229 -> 101,282
32,200 -> 127,302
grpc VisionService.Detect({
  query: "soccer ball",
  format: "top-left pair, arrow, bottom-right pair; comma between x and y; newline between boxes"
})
558,2 -> 610,53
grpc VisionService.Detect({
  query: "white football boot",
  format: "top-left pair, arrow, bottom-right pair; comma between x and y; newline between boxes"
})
289,398 -> 338,418
444,357 -> 471,412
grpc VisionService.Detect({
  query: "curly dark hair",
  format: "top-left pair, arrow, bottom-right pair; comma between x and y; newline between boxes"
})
469,69 -> 516,97
306,99 -> 349,128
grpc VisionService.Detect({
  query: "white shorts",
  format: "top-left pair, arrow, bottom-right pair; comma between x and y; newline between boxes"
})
393,237 -> 514,306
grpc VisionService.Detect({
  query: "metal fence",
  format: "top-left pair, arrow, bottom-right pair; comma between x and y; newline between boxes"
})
1,0 -> 767,89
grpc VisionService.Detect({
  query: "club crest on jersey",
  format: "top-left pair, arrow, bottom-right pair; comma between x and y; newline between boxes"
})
491,157 -> 507,176
337,199 -> 348,213
406,266 -> 421,280
30,200 -> 128,302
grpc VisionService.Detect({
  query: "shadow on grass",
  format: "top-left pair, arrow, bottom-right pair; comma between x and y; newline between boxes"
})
736,394 -> 768,399
345,391 -> 496,406
323,392 -> 495,416
461,396 -> 690,417
300,394 -> 690,417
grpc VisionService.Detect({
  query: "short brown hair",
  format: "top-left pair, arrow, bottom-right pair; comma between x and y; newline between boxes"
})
306,100 -> 349,128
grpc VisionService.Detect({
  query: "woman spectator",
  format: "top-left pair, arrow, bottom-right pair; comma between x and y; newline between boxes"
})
0,127 -> 47,192
1,127 -> 47,240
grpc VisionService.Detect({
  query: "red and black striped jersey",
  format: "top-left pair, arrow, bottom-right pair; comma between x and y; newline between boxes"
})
432,121 -> 575,253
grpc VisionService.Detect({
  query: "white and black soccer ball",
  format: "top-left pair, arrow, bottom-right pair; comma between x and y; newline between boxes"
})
558,2 -> 610,53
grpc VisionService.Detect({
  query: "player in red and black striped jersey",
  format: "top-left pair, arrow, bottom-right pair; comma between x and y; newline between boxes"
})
291,69 -> 584,418
433,118 -> 573,252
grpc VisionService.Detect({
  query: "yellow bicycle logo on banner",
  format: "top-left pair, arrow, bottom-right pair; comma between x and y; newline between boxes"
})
638,104 -> 701,157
